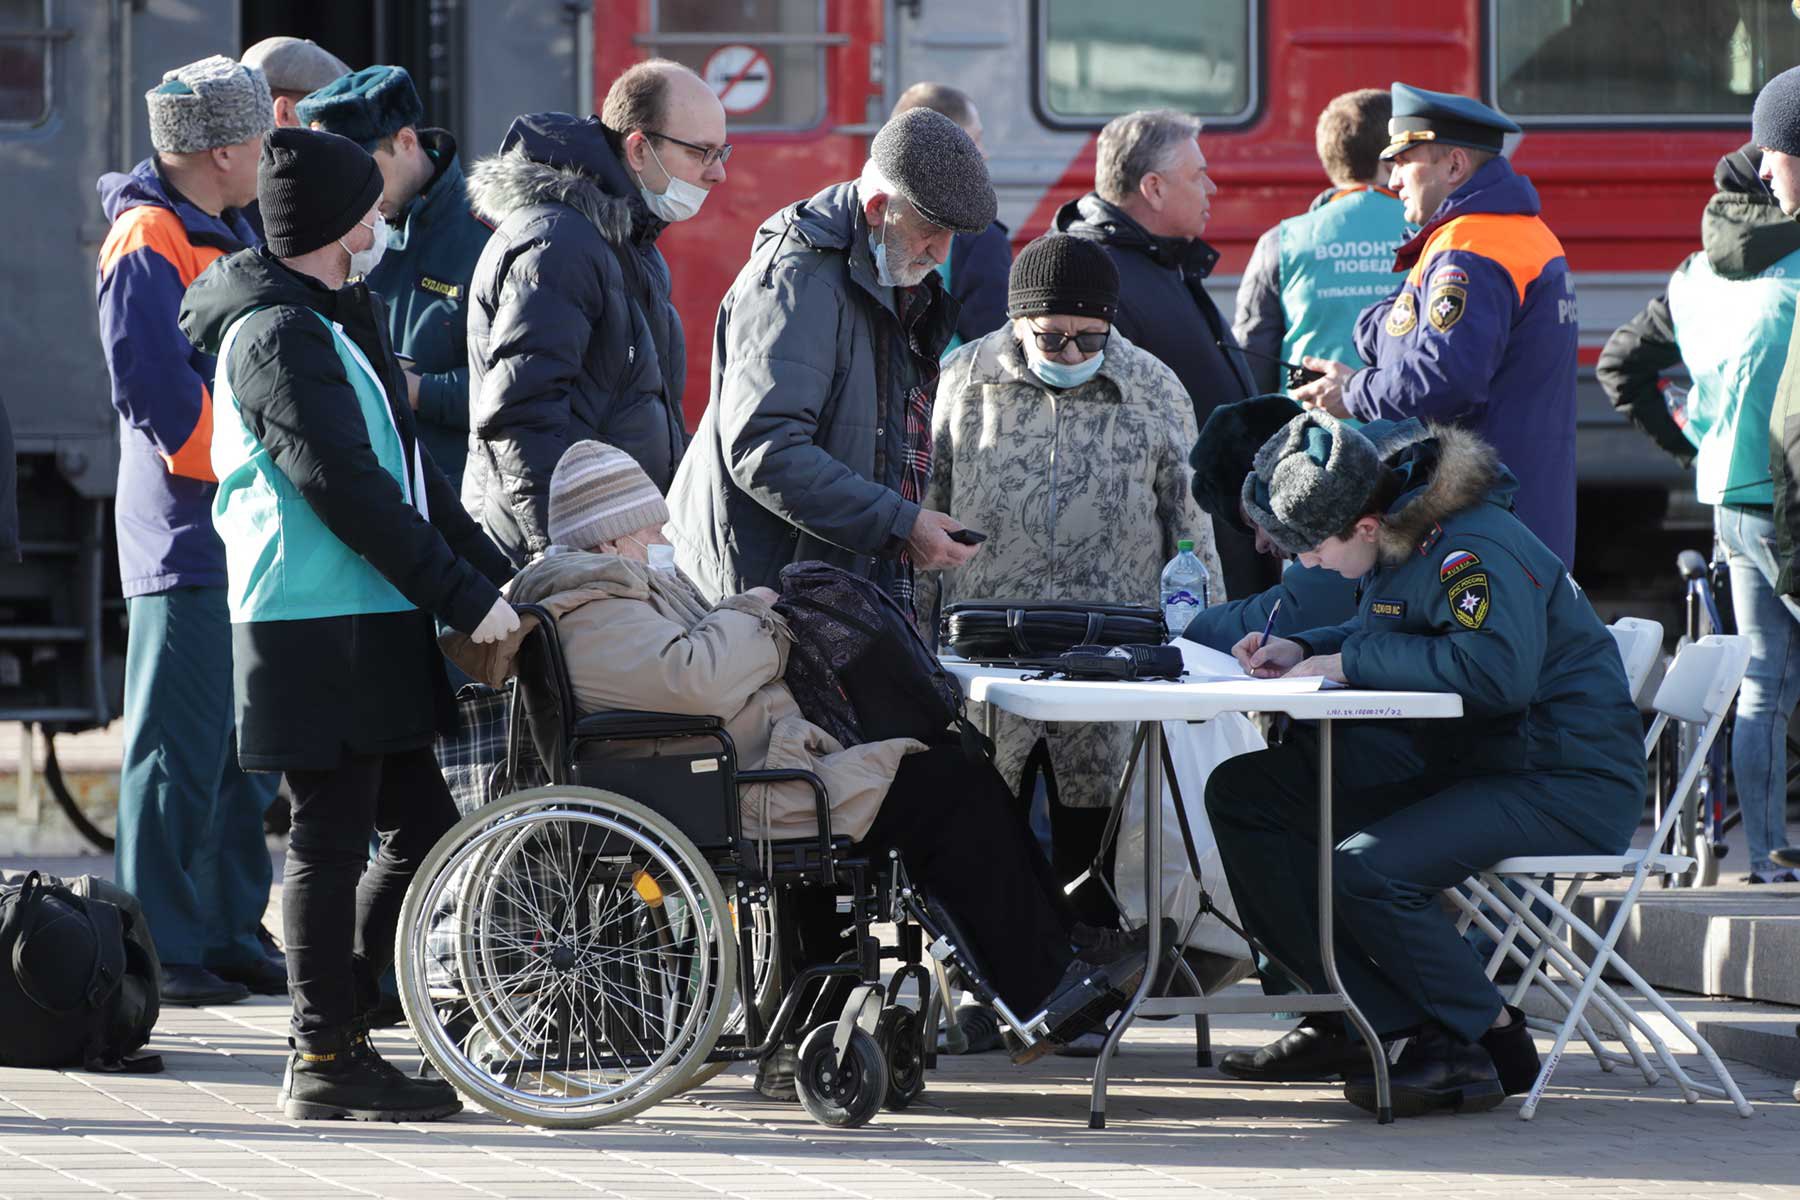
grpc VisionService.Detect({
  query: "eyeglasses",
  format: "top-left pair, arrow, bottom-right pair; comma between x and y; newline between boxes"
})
1028,324 -> 1110,354
648,130 -> 732,168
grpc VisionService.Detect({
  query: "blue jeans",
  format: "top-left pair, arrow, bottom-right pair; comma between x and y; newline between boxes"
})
1715,506 -> 1800,873
117,587 -> 276,967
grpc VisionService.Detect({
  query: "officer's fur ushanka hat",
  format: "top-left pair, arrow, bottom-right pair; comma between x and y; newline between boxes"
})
1241,411 -> 1385,557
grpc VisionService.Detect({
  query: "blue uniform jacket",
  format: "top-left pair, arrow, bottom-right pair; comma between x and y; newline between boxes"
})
1291,425 -> 1643,852
363,130 -> 491,493
1181,560 -> 1357,653
1344,158 -> 1579,568
96,160 -> 258,597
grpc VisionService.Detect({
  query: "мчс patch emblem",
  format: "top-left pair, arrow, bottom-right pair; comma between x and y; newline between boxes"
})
1385,291 -> 1418,337
1439,549 -> 1481,582
1427,284 -> 1466,333
1447,572 -> 1490,630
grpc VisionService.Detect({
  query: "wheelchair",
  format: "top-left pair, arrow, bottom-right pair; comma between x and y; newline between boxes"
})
394,603 -> 1073,1129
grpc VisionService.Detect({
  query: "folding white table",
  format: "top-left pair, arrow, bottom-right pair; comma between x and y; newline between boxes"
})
939,660 -> 1462,1127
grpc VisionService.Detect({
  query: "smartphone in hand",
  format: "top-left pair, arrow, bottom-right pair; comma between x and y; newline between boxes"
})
946,528 -> 988,545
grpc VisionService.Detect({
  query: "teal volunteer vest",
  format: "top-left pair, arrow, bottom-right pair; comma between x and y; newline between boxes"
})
210,309 -> 429,623
1277,187 -> 1407,368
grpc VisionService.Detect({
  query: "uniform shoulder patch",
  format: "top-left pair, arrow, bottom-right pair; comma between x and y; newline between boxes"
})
1384,291 -> 1417,337
1447,572 -> 1491,630
1439,549 -> 1481,582
1426,283 -> 1467,332
1431,264 -> 1470,289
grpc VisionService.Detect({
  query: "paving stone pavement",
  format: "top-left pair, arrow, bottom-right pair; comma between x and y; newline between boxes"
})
1,991 -> 1796,1200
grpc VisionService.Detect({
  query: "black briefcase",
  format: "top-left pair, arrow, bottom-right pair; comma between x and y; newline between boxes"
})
941,599 -> 1165,660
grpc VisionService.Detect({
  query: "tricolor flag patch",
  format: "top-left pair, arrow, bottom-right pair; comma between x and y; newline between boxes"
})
1440,549 -> 1481,582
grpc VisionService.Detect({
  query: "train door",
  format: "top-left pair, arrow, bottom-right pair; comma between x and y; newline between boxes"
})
595,0 -> 884,424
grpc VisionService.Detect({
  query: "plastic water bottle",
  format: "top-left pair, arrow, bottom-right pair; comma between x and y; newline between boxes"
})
1160,538 -> 1209,640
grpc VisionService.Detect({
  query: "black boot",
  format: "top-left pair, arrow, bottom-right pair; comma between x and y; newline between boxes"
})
1477,1005 -> 1540,1095
1344,1022 -> 1504,1117
1218,1018 -> 1375,1082
280,1030 -> 462,1122
1011,947 -> 1148,1064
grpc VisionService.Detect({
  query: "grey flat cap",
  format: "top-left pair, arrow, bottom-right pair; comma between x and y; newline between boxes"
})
242,36 -> 351,95
871,106 -> 996,235
146,55 -> 273,153
1240,412 -> 1385,557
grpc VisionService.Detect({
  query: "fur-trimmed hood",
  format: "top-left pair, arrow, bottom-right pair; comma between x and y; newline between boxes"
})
465,111 -> 653,246
1373,424 -> 1513,566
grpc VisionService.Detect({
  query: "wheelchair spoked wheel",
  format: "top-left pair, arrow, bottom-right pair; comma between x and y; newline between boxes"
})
874,1005 -> 925,1110
680,889 -> 780,1090
396,786 -> 736,1128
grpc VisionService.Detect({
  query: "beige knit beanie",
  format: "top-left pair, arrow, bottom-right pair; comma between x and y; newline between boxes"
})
547,441 -> 669,550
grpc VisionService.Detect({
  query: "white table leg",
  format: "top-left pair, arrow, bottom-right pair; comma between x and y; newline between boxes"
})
1089,719 -> 1162,1129
1317,718 -> 1392,1123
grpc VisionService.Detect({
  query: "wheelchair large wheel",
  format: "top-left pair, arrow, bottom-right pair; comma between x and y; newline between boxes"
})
396,786 -> 736,1128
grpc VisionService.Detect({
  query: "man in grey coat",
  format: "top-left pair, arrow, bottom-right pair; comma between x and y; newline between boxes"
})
667,107 -> 991,612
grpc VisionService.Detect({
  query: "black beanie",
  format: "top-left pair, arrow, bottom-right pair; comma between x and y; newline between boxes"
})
1006,233 -> 1119,321
257,127 -> 384,258
1189,394 -> 1304,533
1753,65 -> 1800,158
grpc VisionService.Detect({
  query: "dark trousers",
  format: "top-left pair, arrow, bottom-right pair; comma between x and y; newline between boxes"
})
787,745 -> 1074,1020
1204,729 -> 1602,1043
282,746 -> 458,1051
117,588 -> 275,968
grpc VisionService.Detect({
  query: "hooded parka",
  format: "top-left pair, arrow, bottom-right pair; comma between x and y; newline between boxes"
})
463,114 -> 689,567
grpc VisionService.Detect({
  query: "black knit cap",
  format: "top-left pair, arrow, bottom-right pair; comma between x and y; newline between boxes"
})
1006,233 -> 1120,321
1754,65 -> 1800,157
257,126 -> 383,258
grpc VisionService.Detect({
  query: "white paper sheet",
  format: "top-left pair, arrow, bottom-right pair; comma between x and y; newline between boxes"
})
1170,637 -> 1345,691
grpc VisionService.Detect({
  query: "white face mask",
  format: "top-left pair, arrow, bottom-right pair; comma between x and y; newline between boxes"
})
626,534 -> 676,572
636,140 -> 709,223
339,213 -> 388,278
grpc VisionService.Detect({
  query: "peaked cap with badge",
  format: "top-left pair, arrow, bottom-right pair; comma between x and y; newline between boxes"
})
1380,82 -> 1520,161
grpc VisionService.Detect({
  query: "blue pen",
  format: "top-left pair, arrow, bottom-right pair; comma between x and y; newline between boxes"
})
1255,597 -> 1283,658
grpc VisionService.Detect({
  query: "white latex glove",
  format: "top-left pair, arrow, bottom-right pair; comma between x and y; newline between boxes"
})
469,596 -> 519,644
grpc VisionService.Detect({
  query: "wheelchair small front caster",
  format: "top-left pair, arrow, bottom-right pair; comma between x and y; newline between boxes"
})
874,1005 -> 926,1110
796,1024 -> 887,1128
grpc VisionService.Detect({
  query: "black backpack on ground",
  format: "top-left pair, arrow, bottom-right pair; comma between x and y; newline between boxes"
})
0,871 -> 163,1073
774,561 -> 986,754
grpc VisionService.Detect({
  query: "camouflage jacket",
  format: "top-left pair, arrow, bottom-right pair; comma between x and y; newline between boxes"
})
920,329 -> 1223,806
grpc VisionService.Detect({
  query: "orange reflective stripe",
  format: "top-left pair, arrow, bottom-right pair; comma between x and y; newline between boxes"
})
1405,213 -> 1565,303
159,383 -> 217,482
97,204 -> 227,286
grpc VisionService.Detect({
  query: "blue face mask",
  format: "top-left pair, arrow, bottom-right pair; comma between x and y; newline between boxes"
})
869,232 -> 900,289
1030,351 -> 1105,390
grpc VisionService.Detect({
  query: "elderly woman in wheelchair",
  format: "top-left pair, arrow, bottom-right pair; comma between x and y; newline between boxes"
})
412,441 -> 1151,1128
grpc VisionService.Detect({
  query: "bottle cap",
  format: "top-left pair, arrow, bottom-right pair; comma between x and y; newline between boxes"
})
1177,539 -> 1193,551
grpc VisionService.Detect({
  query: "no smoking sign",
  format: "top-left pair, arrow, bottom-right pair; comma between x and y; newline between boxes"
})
703,43 -> 773,115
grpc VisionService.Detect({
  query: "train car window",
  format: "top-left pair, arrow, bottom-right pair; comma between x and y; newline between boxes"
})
645,0 -> 827,132
1492,0 -> 1800,122
1035,0 -> 1255,126
0,0 -> 51,127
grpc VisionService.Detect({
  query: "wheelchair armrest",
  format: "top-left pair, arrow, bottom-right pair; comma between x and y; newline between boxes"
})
571,709 -> 725,740
737,767 -> 835,874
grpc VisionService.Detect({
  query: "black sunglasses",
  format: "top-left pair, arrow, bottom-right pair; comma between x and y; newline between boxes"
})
648,130 -> 732,168
1029,324 -> 1110,354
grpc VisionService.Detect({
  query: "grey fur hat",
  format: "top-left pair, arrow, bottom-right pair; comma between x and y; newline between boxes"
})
147,55 -> 272,154
871,107 -> 996,234
1241,411 -> 1385,556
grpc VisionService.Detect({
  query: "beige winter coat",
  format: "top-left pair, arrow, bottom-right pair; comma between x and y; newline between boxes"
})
918,329 -> 1224,807
443,552 -> 924,840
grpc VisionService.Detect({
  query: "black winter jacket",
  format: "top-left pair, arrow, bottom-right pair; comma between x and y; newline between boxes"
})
463,113 -> 688,567
179,248 -> 512,770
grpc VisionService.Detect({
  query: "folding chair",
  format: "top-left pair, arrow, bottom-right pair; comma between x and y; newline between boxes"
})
1447,634 -> 1754,1119
1607,617 -> 1663,707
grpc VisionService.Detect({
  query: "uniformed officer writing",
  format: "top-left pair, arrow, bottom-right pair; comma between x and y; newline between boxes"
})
1291,83 -> 1580,568
1203,412 -> 1643,1118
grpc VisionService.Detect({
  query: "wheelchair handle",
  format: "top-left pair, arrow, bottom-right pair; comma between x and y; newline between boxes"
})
1676,549 -> 1709,581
